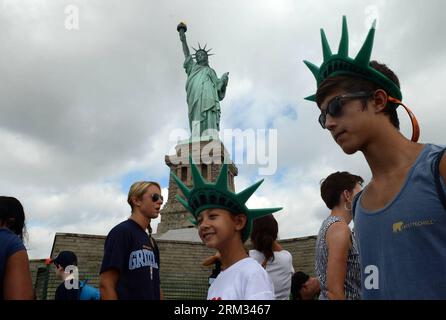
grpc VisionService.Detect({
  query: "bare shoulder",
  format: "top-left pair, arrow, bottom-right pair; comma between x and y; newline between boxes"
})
327,220 -> 349,233
326,220 -> 350,242
325,221 -> 351,252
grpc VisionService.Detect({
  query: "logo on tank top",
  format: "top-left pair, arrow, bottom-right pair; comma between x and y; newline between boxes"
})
392,219 -> 435,233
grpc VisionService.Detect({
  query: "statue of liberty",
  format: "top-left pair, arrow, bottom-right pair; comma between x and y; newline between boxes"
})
177,22 -> 229,138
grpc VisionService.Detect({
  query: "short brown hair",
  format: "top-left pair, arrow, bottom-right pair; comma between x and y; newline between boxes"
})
315,60 -> 401,129
320,172 -> 364,209
127,181 -> 161,211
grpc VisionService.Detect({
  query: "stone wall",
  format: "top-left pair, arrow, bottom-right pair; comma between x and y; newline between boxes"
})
29,232 -> 317,300
29,259 -> 49,300
46,233 -> 105,300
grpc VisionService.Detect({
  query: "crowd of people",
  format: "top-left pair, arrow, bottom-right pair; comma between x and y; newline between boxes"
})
1,16 -> 445,300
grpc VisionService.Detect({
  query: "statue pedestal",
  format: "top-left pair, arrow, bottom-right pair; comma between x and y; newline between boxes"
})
155,138 -> 238,235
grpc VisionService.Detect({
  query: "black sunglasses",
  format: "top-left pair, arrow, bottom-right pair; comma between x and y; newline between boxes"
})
151,193 -> 164,202
319,92 -> 372,129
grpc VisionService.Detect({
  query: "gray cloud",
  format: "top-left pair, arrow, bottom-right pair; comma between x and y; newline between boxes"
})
1,0 -> 444,258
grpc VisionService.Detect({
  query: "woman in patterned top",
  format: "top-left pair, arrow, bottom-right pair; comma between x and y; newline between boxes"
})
315,172 -> 363,300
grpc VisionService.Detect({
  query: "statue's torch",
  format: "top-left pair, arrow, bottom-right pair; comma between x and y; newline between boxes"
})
177,22 -> 187,38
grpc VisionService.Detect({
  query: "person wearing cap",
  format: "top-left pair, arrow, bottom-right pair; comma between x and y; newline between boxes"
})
0,196 -> 34,300
290,271 -> 320,300
50,251 -> 80,300
48,251 -> 100,300
304,16 -> 446,299
99,181 -> 163,300
171,158 -> 282,300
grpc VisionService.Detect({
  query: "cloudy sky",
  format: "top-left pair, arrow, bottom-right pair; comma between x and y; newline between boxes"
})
1,0 -> 445,259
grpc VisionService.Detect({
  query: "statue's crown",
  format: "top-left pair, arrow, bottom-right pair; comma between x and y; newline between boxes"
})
192,43 -> 214,58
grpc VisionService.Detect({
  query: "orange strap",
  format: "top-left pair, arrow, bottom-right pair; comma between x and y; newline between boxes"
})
388,96 -> 420,143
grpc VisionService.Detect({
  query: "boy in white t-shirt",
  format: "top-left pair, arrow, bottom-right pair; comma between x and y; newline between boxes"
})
172,158 -> 282,300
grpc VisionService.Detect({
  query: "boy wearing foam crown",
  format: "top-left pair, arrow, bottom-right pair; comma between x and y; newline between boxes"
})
304,16 -> 446,299
171,159 -> 281,300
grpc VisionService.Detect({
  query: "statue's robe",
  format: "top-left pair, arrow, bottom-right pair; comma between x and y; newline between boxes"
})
184,55 -> 227,137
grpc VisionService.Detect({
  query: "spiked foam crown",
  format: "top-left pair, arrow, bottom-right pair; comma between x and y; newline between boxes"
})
171,158 -> 282,242
304,16 -> 402,102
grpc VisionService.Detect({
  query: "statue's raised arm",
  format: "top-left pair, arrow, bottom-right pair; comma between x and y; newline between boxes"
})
177,22 -> 190,58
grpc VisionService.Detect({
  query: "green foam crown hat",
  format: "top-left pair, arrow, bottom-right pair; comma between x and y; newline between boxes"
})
304,16 -> 402,102
171,158 -> 282,242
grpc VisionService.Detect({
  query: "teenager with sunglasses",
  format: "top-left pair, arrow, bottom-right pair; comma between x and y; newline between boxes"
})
100,181 -> 163,300
304,16 -> 446,299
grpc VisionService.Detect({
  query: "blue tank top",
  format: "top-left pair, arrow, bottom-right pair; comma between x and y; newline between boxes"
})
354,144 -> 446,299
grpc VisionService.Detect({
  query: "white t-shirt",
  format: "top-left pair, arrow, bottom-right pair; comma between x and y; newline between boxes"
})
207,257 -> 274,300
249,249 -> 295,300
